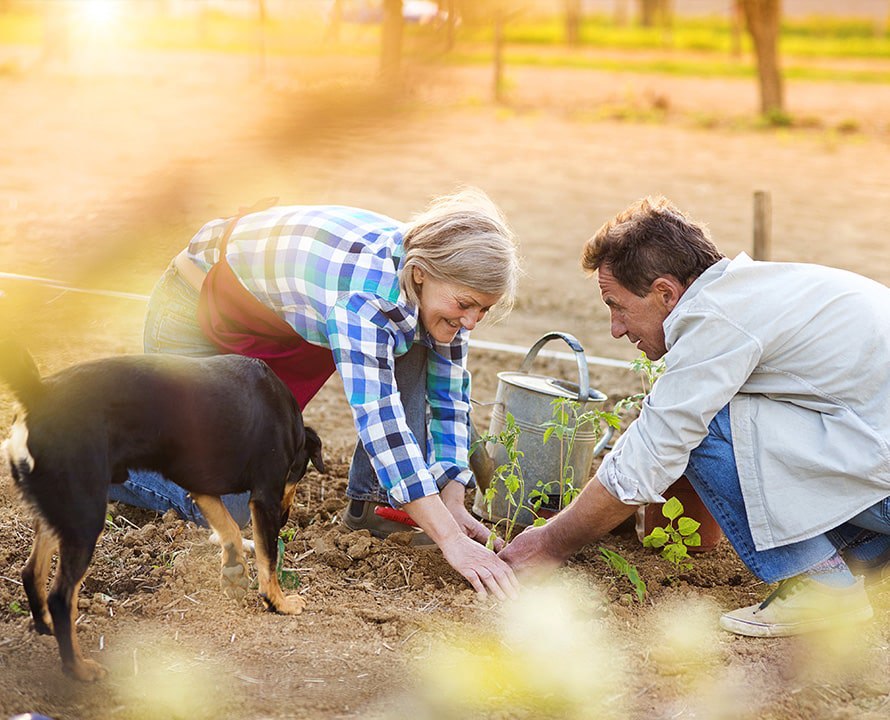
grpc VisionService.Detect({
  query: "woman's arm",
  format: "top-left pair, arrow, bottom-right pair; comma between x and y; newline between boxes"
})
325,295 -> 517,598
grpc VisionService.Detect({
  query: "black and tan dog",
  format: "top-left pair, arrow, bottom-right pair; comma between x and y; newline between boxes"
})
0,341 -> 323,681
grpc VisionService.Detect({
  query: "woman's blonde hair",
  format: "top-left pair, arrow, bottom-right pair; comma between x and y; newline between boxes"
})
400,187 -> 521,322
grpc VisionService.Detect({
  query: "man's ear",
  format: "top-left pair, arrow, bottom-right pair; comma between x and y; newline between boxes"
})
651,276 -> 686,312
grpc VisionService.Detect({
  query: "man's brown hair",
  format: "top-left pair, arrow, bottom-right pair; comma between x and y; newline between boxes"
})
581,196 -> 724,296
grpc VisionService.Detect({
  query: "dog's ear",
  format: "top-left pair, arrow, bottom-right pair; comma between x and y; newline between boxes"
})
304,426 -> 325,474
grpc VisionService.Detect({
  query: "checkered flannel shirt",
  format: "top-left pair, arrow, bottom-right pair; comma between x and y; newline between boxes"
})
186,205 -> 474,505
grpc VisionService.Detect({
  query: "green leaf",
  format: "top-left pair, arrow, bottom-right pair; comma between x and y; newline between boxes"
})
8,600 -> 29,616
662,496 -> 684,520
486,531 -> 497,551
542,426 -> 556,444
684,532 -> 702,547
663,543 -> 689,565
677,517 -> 701,536
504,474 -> 520,494
643,526 -> 668,548
532,517 -> 548,527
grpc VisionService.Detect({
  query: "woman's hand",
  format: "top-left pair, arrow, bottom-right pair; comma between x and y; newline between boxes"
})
438,532 -> 520,600
402,492 -> 519,600
439,480 -> 505,551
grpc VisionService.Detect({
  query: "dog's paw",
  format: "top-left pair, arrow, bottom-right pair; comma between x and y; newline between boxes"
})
262,592 -> 306,615
66,657 -> 108,683
219,559 -> 250,602
279,594 -> 306,615
32,615 -> 54,636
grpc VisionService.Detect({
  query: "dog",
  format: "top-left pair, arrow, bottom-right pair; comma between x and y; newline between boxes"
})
0,341 -> 323,681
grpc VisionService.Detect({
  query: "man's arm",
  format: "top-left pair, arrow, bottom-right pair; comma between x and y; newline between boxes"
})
498,476 -> 636,578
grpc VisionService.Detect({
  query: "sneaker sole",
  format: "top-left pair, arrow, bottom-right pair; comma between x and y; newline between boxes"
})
719,605 -> 874,638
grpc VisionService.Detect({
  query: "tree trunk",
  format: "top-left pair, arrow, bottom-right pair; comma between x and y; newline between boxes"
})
614,0 -> 629,26
324,0 -> 343,44
639,0 -> 658,27
741,0 -> 784,115
444,0 -> 457,51
493,5 -> 505,103
565,0 -> 582,46
381,0 -> 403,86
730,0 -> 743,58
256,0 -> 267,77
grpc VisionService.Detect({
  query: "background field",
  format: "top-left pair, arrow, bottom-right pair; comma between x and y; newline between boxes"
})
1,3 -> 889,719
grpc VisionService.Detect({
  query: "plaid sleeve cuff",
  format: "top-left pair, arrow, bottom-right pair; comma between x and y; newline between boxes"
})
429,461 -> 475,491
351,397 -> 440,506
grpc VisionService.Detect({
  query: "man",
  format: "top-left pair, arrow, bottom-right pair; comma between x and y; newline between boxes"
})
499,196 -> 890,637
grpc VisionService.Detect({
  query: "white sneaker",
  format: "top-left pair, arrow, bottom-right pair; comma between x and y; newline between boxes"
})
208,530 -> 255,555
719,576 -> 873,638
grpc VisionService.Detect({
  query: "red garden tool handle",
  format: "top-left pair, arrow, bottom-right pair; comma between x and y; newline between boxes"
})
374,505 -> 419,527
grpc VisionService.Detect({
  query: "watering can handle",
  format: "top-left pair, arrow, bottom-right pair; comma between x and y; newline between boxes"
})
518,332 -> 591,401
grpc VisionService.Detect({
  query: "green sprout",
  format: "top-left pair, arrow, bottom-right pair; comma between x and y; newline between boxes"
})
599,546 -> 647,603
642,496 -> 702,574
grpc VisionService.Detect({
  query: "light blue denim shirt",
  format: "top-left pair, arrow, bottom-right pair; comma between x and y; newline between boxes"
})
598,253 -> 890,550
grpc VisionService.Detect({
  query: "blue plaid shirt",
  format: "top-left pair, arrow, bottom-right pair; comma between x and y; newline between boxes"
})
186,205 -> 474,505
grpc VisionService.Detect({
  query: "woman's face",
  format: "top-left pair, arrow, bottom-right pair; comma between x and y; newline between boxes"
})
412,268 -> 502,343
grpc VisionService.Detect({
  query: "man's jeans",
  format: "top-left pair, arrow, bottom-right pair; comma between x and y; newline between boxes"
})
684,405 -> 890,583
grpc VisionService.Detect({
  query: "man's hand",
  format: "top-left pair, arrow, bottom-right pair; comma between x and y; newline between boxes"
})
497,524 -> 564,581
440,480 -> 505,550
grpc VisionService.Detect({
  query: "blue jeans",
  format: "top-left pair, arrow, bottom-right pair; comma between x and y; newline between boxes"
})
107,263 -> 252,527
684,405 -> 890,583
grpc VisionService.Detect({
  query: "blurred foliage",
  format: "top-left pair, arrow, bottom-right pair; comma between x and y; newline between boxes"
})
0,6 -> 888,81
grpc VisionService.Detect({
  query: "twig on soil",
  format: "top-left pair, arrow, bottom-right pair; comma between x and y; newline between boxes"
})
400,628 -> 420,645
235,672 -> 263,684
0,575 -> 22,586
398,560 -> 411,588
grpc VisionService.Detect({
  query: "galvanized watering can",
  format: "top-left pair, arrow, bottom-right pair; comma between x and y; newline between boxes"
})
471,332 -> 614,528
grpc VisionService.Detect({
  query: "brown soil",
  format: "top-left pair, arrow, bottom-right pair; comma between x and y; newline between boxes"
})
1,42 -> 889,720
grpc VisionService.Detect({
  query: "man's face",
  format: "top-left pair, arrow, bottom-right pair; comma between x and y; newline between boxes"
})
597,265 -> 674,360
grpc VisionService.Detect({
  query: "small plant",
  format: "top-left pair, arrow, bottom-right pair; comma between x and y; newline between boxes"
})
541,397 -> 620,512
642,496 -> 701,574
613,354 -> 665,415
476,412 -> 534,547
276,536 -> 300,590
599,547 -> 647,603
8,599 -> 29,616
478,397 -> 618,547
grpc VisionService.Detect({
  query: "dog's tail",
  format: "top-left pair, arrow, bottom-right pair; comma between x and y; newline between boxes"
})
0,340 -> 44,408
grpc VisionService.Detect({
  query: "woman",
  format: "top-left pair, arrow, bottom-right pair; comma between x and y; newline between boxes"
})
110,188 -> 521,600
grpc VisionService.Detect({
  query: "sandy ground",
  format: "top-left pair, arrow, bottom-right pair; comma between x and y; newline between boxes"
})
0,39 -> 890,720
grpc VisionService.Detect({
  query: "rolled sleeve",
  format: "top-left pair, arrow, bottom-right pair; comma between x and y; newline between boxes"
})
598,307 -> 762,504
425,331 -> 474,489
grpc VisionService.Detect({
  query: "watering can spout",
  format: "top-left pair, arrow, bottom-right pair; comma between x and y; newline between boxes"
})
469,422 -> 495,492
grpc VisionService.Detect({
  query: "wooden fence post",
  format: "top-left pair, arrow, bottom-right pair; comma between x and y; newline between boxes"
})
753,190 -> 772,260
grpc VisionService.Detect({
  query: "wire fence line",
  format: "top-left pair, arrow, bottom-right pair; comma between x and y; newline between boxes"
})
0,270 -> 632,370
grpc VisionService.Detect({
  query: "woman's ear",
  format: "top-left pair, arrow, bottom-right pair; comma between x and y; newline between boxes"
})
412,266 -> 426,285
